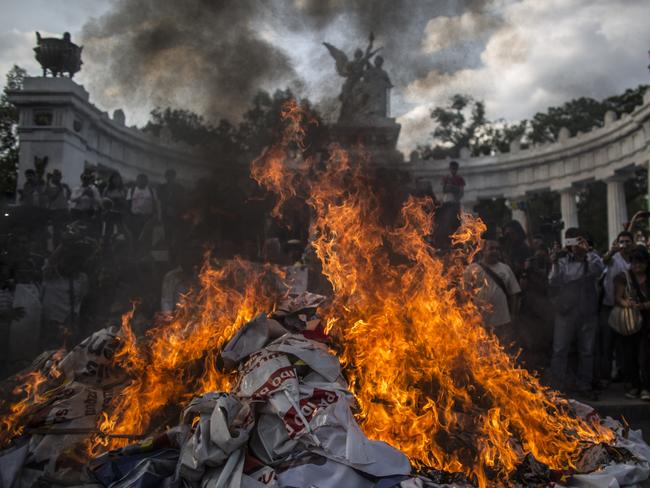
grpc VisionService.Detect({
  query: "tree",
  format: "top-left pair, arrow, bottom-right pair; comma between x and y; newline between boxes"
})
417,85 -> 649,249
528,85 -> 649,144
419,94 -> 526,159
142,89 -> 325,253
0,65 -> 26,197
143,108 -> 220,146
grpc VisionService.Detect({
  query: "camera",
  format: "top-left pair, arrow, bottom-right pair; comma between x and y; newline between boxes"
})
564,237 -> 580,247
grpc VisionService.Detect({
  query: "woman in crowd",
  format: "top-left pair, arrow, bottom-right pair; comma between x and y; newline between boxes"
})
614,245 -> 650,400
102,171 -> 128,247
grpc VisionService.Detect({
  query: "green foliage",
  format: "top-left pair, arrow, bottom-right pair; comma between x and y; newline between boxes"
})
421,85 -> 649,245
419,94 -> 527,159
143,88 -> 325,250
143,88 -> 324,163
528,85 -> 649,144
0,65 -> 26,197
420,85 -> 649,160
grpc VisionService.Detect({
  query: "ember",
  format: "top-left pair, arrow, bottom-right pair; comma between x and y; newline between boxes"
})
1,100 -> 649,487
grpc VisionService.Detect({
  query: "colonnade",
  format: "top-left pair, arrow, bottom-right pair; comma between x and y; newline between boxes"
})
475,169 -> 644,245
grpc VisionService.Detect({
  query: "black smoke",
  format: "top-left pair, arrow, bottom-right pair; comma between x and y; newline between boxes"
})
80,0 -> 492,124
81,0 -> 296,121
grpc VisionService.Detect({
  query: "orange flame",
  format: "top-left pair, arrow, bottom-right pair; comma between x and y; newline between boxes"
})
0,349 -> 64,443
251,100 -> 614,485
86,257 -> 282,453
0,99 -> 613,487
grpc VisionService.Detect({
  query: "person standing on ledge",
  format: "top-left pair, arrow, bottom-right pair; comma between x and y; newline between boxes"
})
434,161 -> 466,250
441,160 -> 465,204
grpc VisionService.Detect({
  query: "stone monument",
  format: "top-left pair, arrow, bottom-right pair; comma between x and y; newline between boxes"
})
34,32 -> 83,78
323,33 -> 402,166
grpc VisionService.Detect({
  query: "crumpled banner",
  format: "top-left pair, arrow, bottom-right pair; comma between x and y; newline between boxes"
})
5,292 -> 650,488
178,392 -> 254,482
24,381 -> 111,429
58,327 -> 126,388
272,292 -> 327,318
265,334 -> 341,383
220,315 -> 288,372
92,447 -> 179,488
555,401 -> 650,488
234,350 -> 300,403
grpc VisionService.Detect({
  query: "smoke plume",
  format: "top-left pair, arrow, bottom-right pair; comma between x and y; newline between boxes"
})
80,0 -> 490,126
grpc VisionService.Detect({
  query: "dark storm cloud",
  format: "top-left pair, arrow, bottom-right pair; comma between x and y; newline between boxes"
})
80,0 -> 296,121
294,0 -> 490,82
79,0 -> 487,122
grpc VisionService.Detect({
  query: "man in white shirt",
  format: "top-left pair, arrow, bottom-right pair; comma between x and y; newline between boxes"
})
70,171 -> 101,212
464,238 -> 521,344
127,174 -> 159,250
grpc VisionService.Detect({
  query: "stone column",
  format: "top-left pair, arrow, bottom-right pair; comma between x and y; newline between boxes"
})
560,189 -> 578,242
606,177 -> 628,245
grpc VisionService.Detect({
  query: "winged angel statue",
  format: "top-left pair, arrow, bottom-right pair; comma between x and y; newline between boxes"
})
324,33 -> 392,122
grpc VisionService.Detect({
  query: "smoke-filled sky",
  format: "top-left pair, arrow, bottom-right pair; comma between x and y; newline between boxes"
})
2,0 -> 650,154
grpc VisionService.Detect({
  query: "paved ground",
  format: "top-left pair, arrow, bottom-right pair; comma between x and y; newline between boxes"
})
584,383 -> 650,442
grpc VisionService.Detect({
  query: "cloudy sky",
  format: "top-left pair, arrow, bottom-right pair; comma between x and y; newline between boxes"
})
2,0 -> 650,154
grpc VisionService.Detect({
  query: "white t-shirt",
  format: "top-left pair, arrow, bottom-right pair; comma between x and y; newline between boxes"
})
464,261 -> 521,327
128,186 -> 156,216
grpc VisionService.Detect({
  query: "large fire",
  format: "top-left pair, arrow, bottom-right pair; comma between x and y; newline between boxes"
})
0,100 -> 613,486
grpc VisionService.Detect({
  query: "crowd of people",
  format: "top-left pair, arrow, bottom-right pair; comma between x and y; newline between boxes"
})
466,214 -> 650,402
0,165 -> 188,377
3,159 -> 650,406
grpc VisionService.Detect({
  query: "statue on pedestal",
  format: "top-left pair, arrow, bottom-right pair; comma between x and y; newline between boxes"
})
34,32 -> 83,78
324,33 -> 393,123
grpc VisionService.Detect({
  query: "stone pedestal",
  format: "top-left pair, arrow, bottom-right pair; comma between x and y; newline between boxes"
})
328,117 -> 403,167
560,189 -> 578,243
606,178 -> 628,245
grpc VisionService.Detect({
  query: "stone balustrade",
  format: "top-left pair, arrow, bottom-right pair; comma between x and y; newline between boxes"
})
7,77 -> 214,190
407,89 -> 650,243
9,77 -> 650,244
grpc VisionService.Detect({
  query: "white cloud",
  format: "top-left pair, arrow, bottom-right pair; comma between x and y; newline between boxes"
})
421,12 -> 500,54
0,30 -> 42,82
397,0 -> 650,154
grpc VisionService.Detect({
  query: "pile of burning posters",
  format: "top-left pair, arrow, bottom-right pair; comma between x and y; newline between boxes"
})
1,292 -> 650,487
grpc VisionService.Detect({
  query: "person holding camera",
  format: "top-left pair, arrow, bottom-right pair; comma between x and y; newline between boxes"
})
598,230 -> 634,386
613,245 -> 650,400
548,227 -> 604,400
